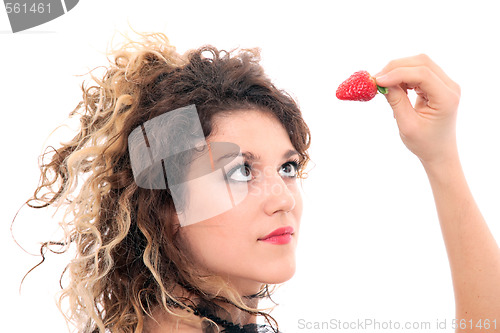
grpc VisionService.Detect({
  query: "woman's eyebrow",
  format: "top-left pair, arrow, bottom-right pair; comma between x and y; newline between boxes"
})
283,149 -> 300,160
242,149 -> 299,161
216,151 -> 258,163
216,149 -> 298,163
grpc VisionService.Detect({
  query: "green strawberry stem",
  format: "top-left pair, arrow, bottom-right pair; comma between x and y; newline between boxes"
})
377,85 -> 388,94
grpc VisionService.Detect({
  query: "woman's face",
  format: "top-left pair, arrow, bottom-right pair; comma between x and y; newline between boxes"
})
178,109 -> 303,295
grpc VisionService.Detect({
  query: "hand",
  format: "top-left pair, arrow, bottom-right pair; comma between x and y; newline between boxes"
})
375,54 -> 461,167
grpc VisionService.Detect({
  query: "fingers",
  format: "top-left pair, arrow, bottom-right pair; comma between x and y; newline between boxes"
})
371,54 -> 460,165
375,54 -> 460,95
375,65 -> 459,110
383,84 -> 418,125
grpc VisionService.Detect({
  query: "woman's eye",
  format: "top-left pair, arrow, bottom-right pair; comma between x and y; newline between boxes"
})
227,164 -> 253,182
279,161 -> 299,178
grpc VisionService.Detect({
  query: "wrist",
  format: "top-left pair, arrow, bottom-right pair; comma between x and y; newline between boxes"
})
420,150 -> 463,183
417,136 -> 459,170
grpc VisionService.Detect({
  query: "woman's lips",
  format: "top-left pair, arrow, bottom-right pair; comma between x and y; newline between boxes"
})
258,226 -> 294,245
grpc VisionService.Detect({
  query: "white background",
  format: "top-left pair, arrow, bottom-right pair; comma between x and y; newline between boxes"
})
2,1 -> 500,332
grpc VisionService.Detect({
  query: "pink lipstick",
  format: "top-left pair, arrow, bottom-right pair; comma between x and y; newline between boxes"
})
258,226 -> 294,245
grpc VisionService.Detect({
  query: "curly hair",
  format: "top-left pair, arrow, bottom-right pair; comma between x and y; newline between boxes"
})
26,32 -> 311,333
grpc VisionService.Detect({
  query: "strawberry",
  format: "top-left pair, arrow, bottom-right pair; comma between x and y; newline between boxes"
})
336,70 -> 388,101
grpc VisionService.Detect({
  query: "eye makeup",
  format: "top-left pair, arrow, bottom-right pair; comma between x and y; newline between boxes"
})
225,158 -> 301,183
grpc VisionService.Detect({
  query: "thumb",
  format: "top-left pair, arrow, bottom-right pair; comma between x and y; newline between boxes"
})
382,85 -> 416,124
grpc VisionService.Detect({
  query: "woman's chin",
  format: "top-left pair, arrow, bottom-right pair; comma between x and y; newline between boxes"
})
261,264 -> 296,285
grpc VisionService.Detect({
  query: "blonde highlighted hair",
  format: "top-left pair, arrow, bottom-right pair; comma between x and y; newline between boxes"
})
26,32 -> 311,332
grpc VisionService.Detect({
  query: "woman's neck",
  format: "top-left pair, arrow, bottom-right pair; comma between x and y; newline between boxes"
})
209,296 -> 259,326
145,286 -> 263,332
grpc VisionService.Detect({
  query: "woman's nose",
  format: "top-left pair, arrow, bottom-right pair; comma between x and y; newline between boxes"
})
260,171 -> 296,216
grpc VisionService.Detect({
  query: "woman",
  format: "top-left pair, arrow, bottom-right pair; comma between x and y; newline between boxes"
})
28,33 -> 309,333
26,32 -> 499,332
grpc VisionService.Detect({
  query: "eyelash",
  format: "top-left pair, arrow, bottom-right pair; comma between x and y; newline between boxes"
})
281,159 -> 300,178
226,159 -> 301,182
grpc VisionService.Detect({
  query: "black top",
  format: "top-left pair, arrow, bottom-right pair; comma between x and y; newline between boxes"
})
194,299 -> 280,333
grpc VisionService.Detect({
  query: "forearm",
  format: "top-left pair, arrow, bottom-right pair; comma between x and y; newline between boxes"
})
375,54 -> 499,329
422,154 -> 500,329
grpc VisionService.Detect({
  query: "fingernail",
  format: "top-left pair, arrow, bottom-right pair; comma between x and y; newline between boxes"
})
374,74 -> 388,83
